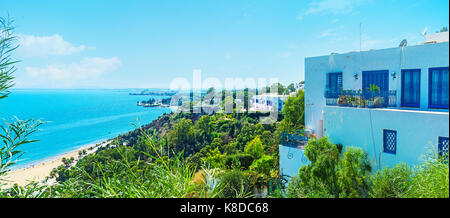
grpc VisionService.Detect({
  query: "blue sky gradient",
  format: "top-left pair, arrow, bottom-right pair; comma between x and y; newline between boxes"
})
2,0 -> 449,88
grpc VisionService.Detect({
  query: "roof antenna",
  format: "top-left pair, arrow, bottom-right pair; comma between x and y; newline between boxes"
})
418,27 -> 428,43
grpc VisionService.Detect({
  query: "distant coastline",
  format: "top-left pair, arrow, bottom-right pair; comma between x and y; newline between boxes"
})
129,89 -> 177,96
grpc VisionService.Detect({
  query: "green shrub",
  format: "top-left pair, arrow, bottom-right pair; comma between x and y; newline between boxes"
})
291,139 -> 372,198
336,147 -> 372,198
250,155 -> 275,175
407,151 -> 449,198
202,147 -> 227,169
370,163 -> 412,198
244,136 -> 265,159
286,175 -> 333,198
225,154 -> 254,170
218,169 -> 252,198
298,137 -> 341,197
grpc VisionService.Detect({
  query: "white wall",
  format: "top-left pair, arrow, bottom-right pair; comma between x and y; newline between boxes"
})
305,42 -> 449,134
279,145 -> 310,180
324,106 -> 449,168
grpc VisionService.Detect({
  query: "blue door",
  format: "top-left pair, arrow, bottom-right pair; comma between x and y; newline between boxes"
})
362,70 -> 389,92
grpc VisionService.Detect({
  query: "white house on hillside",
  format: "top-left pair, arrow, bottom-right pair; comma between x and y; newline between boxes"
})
303,40 -> 449,169
249,93 -> 287,112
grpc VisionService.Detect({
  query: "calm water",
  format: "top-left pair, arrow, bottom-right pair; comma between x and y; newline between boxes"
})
0,89 -> 172,169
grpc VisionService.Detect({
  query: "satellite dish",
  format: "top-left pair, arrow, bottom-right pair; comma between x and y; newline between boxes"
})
399,39 -> 408,47
422,27 -> 428,36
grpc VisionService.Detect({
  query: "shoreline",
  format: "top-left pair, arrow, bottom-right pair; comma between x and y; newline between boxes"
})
3,139 -> 111,188
11,138 -> 108,171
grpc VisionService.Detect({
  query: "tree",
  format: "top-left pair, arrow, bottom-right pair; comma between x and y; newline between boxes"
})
167,118 -> 196,153
290,138 -> 373,198
270,83 -> 288,95
287,83 -> 296,93
336,147 -> 372,198
297,137 -> 340,197
206,87 -> 215,95
279,89 -> 305,133
62,157 -> 75,168
244,136 -> 265,159
202,147 -> 227,169
195,115 -> 214,143
235,122 -> 263,150
243,88 -> 249,111
250,154 -> 275,175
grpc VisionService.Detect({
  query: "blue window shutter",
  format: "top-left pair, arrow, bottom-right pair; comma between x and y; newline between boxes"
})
327,72 -> 342,91
363,70 -> 389,92
429,67 -> 449,109
401,69 -> 420,107
329,74 -> 336,90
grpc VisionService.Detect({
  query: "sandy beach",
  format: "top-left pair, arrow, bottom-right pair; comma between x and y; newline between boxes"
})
3,140 -> 111,188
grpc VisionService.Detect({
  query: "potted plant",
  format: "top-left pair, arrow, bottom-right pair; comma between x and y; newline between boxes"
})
366,84 -> 380,108
337,95 -> 346,106
350,95 -> 358,107
373,96 -> 385,107
355,89 -> 364,108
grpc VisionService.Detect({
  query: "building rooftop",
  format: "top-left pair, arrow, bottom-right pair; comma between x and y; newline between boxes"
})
305,40 -> 449,60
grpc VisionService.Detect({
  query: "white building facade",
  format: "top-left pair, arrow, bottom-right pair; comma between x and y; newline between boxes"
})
250,93 -> 287,112
304,41 -> 449,169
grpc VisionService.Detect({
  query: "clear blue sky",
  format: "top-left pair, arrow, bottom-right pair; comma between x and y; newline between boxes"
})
2,0 -> 449,89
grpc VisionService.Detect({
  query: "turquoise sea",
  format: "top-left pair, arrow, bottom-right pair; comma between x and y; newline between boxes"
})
0,89 -> 172,169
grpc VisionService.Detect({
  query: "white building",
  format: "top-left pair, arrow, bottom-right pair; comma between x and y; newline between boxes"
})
303,41 -> 449,169
424,31 -> 449,44
250,93 -> 287,112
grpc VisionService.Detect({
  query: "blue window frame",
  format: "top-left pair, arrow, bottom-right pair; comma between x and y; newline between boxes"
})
383,129 -> 397,154
401,69 -> 421,107
362,70 -> 389,92
429,67 -> 449,109
326,72 -> 342,91
438,136 -> 449,158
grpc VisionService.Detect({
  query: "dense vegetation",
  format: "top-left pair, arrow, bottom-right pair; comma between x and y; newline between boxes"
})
46,110 -> 286,198
286,137 -> 449,198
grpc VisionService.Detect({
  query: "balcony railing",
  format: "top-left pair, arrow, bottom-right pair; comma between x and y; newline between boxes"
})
280,130 -> 309,148
324,90 -> 397,108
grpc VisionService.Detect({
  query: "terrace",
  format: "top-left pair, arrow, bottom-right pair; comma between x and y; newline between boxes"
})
280,130 -> 309,149
324,90 -> 397,108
